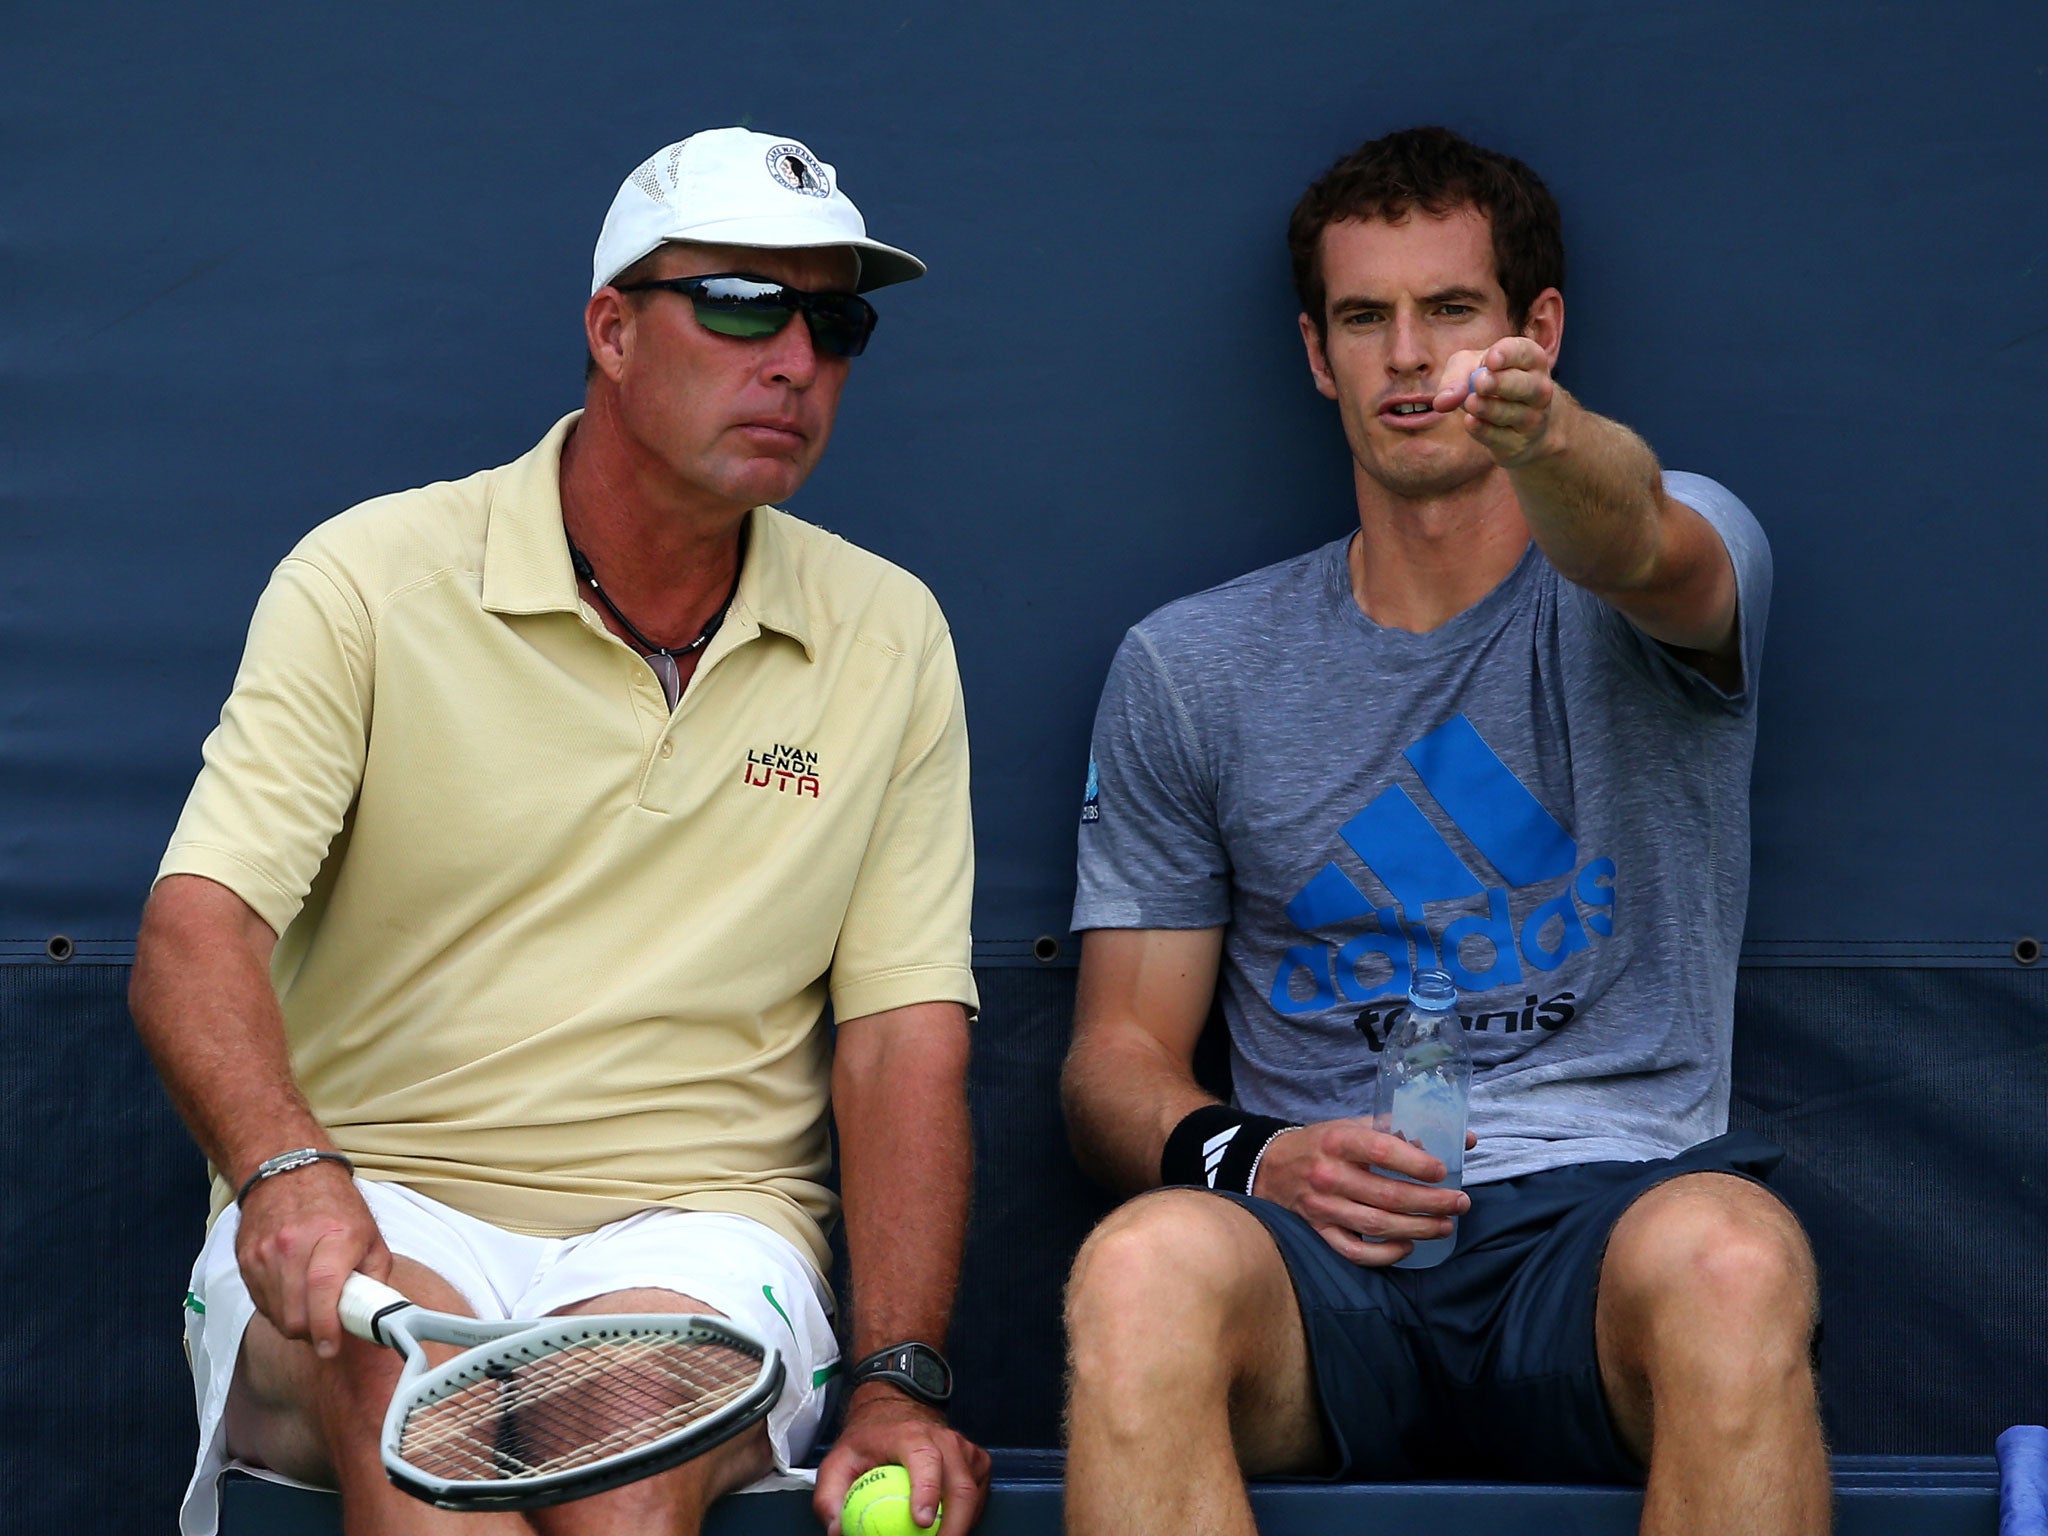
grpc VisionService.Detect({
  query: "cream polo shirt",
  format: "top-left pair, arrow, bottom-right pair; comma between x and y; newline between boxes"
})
158,412 -> 976,1275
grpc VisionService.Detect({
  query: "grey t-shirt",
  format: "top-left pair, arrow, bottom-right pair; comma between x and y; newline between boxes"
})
1072,473 -> 1771,1185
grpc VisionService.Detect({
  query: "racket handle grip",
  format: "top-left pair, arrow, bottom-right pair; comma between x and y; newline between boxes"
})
338,1273 -> 412,1343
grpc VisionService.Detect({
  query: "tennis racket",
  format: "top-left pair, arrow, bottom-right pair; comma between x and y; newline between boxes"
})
337,1273 -> 784,1511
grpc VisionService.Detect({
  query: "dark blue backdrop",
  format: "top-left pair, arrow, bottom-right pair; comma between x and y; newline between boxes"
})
5,0 -> 2043,963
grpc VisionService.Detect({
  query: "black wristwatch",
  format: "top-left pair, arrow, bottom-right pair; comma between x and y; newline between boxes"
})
848,1341 -> 954,1407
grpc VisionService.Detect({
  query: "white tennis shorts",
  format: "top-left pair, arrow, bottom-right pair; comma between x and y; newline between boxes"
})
179,1178 -> 839,1536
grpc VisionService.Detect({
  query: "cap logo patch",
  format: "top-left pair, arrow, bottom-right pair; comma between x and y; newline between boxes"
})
765,142 -> 831,198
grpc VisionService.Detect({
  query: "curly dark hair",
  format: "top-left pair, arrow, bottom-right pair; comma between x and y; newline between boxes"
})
1289,126 -> 1564,333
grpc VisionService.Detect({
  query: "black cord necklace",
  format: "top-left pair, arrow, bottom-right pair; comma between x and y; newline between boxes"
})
567,538 -> 739,706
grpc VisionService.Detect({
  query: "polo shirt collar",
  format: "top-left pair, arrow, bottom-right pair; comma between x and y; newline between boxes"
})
728,504 -> 816,659
481,410 -> 815,658
480,413 -> 582,618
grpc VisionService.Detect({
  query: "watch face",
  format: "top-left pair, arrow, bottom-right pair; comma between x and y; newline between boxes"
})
904,1348 -> 947,1395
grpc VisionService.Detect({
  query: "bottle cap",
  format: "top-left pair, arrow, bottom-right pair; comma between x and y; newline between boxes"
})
1407,969 -> 1457,1012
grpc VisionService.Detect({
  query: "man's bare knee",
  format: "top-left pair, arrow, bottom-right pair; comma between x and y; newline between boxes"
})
1608,1177 -> 1815,1325
1066,1191 -> 1317,1465
1601,1175 -> 1818,1420
530,1286 -> 774,1531
1069,1193 -> 1277,1350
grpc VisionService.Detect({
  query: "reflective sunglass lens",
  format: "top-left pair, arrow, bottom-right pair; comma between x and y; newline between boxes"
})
688,278 -> 797,340
690,301 -> 793,340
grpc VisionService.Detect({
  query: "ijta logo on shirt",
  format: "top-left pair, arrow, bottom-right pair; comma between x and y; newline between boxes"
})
743,743 -> 822,797
1271,714 -> 1616,1025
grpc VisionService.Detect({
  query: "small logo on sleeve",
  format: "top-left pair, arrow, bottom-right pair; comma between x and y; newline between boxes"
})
1080,756 -> 1101,825
743,743 -> 822,798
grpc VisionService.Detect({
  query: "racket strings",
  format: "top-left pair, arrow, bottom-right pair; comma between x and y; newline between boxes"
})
397,1331 -> 763,1481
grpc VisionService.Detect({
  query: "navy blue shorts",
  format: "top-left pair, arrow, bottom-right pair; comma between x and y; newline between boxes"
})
1223,1129 -> 1788,1483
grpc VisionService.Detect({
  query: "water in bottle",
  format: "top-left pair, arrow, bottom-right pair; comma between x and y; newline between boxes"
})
1372,968 -> 1471,1269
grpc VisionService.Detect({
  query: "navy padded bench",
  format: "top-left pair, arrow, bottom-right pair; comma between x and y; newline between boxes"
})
219,1453 -> 2003,1535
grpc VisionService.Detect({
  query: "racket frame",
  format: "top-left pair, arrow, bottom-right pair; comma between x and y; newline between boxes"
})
339,1275 -> 785,1511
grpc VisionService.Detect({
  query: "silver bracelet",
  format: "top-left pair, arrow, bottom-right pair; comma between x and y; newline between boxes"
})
236,1147 -> 354,1205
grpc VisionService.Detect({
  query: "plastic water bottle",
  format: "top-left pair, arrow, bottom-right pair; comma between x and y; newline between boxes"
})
1372,969 -> 1471,1269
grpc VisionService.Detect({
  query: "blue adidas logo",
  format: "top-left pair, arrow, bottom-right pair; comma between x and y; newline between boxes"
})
1270,714 -> 1616,1015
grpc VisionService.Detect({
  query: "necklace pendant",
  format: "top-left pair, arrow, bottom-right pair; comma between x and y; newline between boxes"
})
651,651 -> 683,709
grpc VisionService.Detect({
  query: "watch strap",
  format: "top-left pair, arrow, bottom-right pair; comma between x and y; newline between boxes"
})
848,1340 -> 954,1407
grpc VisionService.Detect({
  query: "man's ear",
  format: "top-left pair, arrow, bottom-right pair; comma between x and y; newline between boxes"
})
585,288 -> 634,384
1298,312 -> 1340,401
1522,286 -> 1564,366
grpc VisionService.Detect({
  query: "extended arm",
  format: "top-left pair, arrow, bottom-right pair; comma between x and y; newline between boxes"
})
130,873 -> 389,1356
1434,342 -> 1742,687
814,999 -> 989,1534
1061,927 -> 1465,1264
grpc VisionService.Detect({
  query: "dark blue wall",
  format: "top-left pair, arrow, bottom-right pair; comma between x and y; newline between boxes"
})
5,0 -> 2043,960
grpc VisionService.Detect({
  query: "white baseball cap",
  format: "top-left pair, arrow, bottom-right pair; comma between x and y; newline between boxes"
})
590,128 -> 925,296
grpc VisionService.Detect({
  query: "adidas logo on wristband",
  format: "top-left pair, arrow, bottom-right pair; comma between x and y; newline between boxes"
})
1202,1126 -> 1240,1187
1162,1105 -> 1301,1196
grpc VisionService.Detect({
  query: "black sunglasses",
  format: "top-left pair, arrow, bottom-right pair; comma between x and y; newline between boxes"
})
614,273 -> 878,358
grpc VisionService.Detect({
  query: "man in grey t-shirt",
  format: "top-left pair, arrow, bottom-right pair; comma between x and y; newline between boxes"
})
1060,128 -> 1825,1536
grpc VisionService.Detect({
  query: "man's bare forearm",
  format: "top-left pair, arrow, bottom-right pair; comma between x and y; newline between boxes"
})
1061,1024 -> 1215,1197
1506,387 -> 1671,594
818,1002 -> 992,1534
833,1001 -> 973,1357
1062,926 -> 1226,1196
136,877 -> 394,1352
130,873 -> 327,1188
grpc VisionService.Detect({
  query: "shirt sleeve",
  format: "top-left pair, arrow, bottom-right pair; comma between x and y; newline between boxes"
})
1071,626 -> 1232,932
828,621 -> 979,1024
155,554 -> 374,935
1564,471 -> 1773,714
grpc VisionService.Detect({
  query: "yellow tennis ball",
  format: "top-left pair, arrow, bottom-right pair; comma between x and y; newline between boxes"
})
842,1464 -> 941,1536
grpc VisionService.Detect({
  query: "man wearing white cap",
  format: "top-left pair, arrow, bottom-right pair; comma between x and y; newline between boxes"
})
133,128 -> 990,1535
